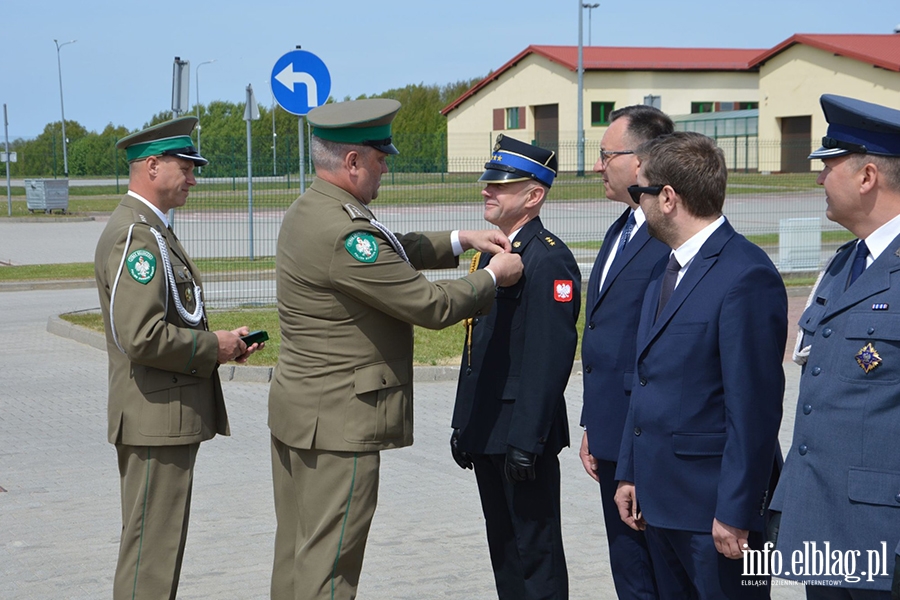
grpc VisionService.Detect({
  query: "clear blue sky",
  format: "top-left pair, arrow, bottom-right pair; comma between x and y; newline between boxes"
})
2,0 -> 897,139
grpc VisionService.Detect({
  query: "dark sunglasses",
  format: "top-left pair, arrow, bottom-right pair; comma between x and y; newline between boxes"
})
627,184 -> 664,204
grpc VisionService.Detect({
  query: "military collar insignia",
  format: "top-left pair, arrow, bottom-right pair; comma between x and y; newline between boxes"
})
544,236 -> 556,247
345,231 -> 379,263
513,241 -> 521,248
126,249 -> 156,284
856,342 -> 881,374
343,203 -> 372,221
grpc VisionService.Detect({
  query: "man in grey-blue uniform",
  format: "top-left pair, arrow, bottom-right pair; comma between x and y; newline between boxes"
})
770,95 -> 900,599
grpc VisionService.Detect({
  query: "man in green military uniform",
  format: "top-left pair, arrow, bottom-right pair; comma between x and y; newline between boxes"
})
94,117 -> 263,599
268,98 -> 524,600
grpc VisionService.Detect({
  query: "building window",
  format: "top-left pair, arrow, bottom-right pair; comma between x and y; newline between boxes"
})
692,102 -> 714,114
591,102 -> 615,126
506,107 -> 520,129
738,101 -> 759,110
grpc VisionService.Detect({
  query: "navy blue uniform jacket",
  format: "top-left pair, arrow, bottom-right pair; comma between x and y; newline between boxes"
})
616,220 -> 787,533
452,217 -> 581,456
581,208 -> 670,462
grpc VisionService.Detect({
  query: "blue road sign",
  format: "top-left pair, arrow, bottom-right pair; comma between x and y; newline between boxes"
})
271,50 -> 331,116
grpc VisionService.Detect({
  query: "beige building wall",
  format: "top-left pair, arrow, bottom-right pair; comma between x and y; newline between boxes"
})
446,53 -> 758,171
759,44 -> 900,172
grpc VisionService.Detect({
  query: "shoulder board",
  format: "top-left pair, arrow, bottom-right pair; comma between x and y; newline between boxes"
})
835,239 -> 857,254
539,231 -> 562,249
343,203 -> 371,221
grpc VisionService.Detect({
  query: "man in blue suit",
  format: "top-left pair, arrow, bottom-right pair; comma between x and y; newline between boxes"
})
771,95 -> 900,599
615,131 -> 787,598
451,135 -> 581,599
579,105 -> 673,599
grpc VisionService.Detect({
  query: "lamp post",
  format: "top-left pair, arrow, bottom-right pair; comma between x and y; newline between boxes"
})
576,3 -> 585,176
195,59 -> 216,172
54,38 -> 76,178
583,3 -> 599,46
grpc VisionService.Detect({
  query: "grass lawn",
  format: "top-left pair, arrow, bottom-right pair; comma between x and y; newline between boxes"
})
61,294 -> 590,367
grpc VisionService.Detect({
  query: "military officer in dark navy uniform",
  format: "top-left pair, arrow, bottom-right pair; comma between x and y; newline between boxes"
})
451,135 -> 581,600
771,95 -> 900,599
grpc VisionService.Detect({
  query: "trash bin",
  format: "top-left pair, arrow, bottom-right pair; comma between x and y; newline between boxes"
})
25,179 -> 69,214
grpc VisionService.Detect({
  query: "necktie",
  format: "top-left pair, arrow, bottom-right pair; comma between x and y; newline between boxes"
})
618,211 -> 636,254
848,240 -> 869,287
656,254 -> 681,319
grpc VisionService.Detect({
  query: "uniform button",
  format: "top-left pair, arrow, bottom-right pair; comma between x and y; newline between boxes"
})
811,366 -> 821,376
822,328 -> 832,338
868,327 -> 876,335
803,404 -> 812,415
585,366 -> 592,374
798,444 -> 808,455
381,378 -> 387,385
466,367 -> 472,375
172,376 -> 178,383
190,369 -> 197,375
895,494 -> 900,504
633,427 -> 642,436
474,318 -> 480,324
639,378 -> 647,386
539,436 -> 546,443
588,322 -> 595,330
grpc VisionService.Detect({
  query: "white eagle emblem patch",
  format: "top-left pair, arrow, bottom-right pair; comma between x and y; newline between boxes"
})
554,280 -> 573,302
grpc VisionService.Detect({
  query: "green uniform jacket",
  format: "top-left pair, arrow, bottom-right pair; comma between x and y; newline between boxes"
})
94,194 -> 229,446
268,178 -> 496,452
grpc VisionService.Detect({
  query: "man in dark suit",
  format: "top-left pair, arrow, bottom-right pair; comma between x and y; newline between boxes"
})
451,134 -> 581,599
580,105 -> 673,599
770,95 -> 900,599
615,131 -> 787,598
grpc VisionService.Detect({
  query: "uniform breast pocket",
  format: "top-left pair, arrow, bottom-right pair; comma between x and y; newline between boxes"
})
490,283 -> 525,331
133,366 -> 203,437
838,314 -> 900,384
345,359 -> 411,443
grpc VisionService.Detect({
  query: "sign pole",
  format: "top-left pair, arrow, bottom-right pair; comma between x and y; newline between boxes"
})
4,104 -> 11,217
299,116 -> 306,194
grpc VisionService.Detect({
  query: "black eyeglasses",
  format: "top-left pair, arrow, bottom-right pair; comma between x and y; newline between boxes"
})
599,149 -> 634,165
627,184 -> 664,204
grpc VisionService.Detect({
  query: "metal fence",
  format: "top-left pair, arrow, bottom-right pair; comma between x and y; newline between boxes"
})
172,156 -> 834,309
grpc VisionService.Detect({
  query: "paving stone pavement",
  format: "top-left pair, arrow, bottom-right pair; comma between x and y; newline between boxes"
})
0,287 -> 805,599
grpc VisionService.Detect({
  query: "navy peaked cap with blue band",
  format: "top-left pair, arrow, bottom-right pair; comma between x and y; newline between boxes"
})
479,134 -> 558,188
810,94 -> 900,159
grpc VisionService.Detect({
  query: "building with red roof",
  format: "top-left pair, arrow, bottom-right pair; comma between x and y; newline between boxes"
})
442,35 -> 900,173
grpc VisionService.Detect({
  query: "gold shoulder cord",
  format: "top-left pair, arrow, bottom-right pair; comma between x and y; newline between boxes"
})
464,252 -> 482,366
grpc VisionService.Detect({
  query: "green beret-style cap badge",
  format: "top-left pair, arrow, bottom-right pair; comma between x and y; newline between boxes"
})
127,249 -> 157,284
345,231 -> 379,263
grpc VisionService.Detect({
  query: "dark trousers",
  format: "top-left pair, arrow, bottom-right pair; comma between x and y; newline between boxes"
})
472,452 -> 568,600
644,525 -> 771,600
596,459 -> 659,599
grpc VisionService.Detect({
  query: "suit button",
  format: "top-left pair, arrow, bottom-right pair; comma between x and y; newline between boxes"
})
803,404 -> 812,415
588,322 -> 595,330
633,427 -> 642,436
822,328 -> 832,338
811,366 -> 821,376
798,444 -> 808,455
868,327 -> 876,335
585,366 -> 592,374
639,378 -> 647,386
